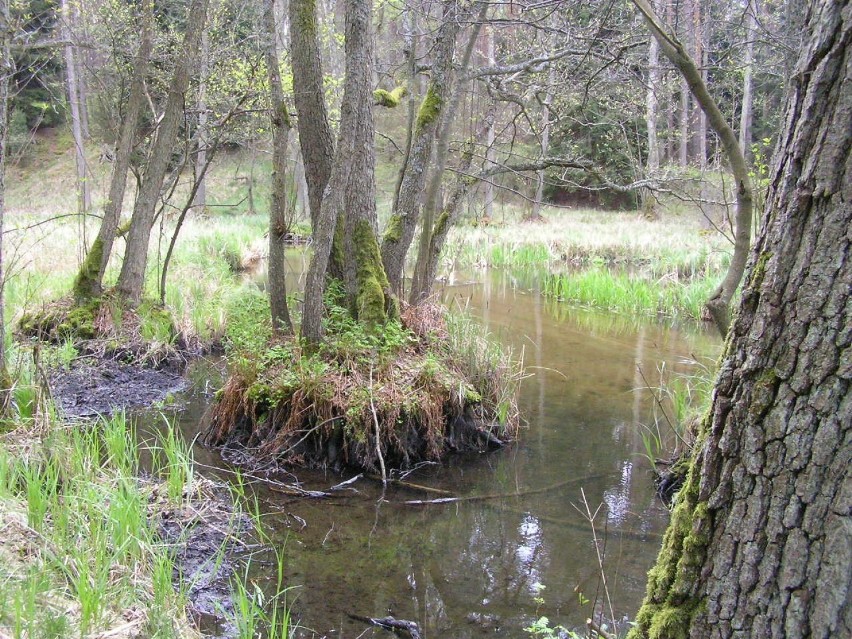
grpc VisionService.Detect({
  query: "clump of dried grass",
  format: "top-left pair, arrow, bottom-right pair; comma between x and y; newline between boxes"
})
203,302 -> 522,472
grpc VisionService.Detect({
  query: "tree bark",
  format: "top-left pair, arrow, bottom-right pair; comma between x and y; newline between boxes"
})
409,4 -> 485,304
300,0 -> 388,342
629,3 -> 851,637
192,26 -> 209,214
73,0 -> 152,300
289,0 -> 334,232
266,0 -> 293,335
116,0 -> 210,303
61,0 -> 89,218
482,24 -> 496,223
739,1 -> 756,164
643,0 -> 661,218
380,0 -> 460,295
632,0 -> 754,335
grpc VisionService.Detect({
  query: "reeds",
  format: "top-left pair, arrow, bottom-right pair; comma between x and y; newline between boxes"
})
0,411 -> 200,637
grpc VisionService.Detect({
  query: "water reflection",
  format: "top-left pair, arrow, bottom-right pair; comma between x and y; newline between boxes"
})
170,261 -> 720,637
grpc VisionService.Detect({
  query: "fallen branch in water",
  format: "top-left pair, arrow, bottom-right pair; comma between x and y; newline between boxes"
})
347,613 -> 422,639
402,474 -> 610,505
365,474 -> 455,496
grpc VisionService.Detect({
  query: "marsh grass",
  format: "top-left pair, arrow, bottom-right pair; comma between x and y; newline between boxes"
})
541,268 -> 719,321
441,206 -> 729,321
0,408 -> 217,638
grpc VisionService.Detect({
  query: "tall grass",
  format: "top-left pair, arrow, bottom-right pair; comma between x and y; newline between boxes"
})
541,268 -> 719,321
0,412 -> 204,637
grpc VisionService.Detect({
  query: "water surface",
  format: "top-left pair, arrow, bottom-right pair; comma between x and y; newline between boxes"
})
163,266 -> 720,637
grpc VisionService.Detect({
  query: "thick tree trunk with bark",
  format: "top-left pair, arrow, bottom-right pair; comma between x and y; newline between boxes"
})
74,2 -> 152,300
116,0 -> 209,303
380,0 -> 459,295
266,0 -> 293,335
629,3 -> 851,637
633,0 -> 754,335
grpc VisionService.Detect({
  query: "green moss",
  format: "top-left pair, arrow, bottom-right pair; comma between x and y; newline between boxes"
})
353,220 -> 391,329
647,604 -> 692,639
747,250 -> 772,289
73,237 -> 105,301
415,85 -> 442,132
629,445 -> 709,638
373,86 -> 408,108
382,214 -> 403,245
432,210 -> 450,240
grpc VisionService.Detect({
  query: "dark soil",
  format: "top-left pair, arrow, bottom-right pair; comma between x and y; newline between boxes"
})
49,358 -> 188,418
157,484 -> 253,638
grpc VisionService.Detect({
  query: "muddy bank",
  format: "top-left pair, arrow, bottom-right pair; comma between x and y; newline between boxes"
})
49,358 -> 188,417
157,481 -> 253,637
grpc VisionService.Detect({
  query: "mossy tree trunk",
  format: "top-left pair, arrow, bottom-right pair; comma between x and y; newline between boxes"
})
74,0 -> 152,301
630,2 -> 851,636
265,0 -> 293,335
409,3 -> 485,305
632,0 -> 754,337
299,0 -> 393,342
116,0 -> 209,304
379,0 -> 460,295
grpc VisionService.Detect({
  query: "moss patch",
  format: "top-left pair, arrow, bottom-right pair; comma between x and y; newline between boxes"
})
17,294 -> 184,369
628,444 -> 710,639
415,85 -> 442,132
353,219 -> 392,328
382,214 -> 403,245
73,236 -> 105,301
373,86 -> 407,108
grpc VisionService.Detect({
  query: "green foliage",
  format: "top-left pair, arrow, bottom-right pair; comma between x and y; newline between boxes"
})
0,412 -> 204,637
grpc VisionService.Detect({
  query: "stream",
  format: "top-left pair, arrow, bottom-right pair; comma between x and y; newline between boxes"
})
143,264 -> 721,638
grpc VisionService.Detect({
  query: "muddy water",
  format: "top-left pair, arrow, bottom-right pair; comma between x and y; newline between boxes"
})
157,266 -> 721,638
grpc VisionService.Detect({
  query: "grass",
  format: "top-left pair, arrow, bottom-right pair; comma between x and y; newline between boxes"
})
0,409 -> 200,637
541,268 -> 719,322
440,206 -> 731,321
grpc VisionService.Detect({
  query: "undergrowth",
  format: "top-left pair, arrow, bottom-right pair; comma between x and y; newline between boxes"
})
204,282 -> 523,471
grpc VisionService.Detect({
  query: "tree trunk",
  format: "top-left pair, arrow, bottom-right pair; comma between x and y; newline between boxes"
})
300,0 -> 391,342
380,0 -> 459,295
643,1 -> 661,218
116,0 -> 210,304
289,0 -> 334,232
192,27 -> 209,214
266,0 -> 293,335
61,0 -> 89,218
409,4 -> 485,304
0,0 -> 11,381
633,0 -> 754,335
73,1 -> 152,300
629,3 -> 851,637
739,1 -> 756,164
482,24 -> 496,223
340,0 -> 393,329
